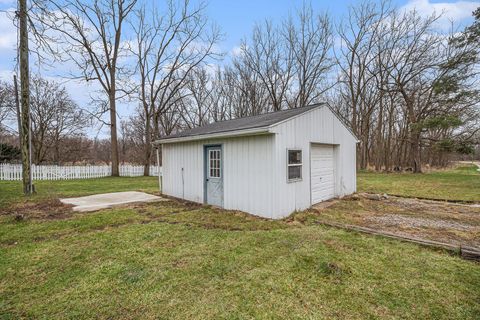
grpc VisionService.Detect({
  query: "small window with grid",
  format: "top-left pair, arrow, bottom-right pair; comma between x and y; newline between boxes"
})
287,149 -> 302,181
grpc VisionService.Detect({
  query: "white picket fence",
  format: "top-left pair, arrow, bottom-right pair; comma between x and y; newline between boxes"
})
0,164 -> 162,181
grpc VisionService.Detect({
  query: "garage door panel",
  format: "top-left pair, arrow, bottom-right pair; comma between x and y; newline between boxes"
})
311,175 -> 334,182
311,170 -> 334,176
310,144 -> 335,204
312,180 -> 333,185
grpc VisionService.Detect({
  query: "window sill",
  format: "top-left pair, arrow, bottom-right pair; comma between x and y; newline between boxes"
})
287,178 -> 302,183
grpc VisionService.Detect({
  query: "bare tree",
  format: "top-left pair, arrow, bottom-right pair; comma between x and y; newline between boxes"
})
333,1 -> 479,172
378,9 -> 479,172
180,67 -> 214,128
158,103 -> 183,137
222,59 -> 270,117
54,136 -> 92,164
0,81 -> 15,135
39,0 -> 137,175
336,1 -> 391,169
240,20 -> 293,111
208,68 -> 233,122
90,138 -> 111,165
29,76 -> 88,164
18,0 -> 32,194
131,0 -> 221,175
20,0 -> 476,171
219,3 -> 335,116
284,6 -> 334,108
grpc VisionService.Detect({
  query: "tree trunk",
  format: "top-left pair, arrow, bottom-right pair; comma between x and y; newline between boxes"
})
359,113 -> 370,170
54,138 -> 60,165
410,129 -> 422,173
143,108 -> 151,176
406,102 -> 422,173
109,90 -> 119,176
384,103 -> 395,171
19,0 -> 32,195
375,93 -> 384,171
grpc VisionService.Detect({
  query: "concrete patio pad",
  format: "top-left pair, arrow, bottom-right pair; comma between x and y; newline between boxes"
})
60,191 -> 164,212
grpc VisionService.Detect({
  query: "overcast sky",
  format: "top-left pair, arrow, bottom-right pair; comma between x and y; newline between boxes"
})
0,0 -> 478,137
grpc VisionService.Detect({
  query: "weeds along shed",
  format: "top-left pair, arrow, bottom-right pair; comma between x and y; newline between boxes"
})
155,104 -> 358,219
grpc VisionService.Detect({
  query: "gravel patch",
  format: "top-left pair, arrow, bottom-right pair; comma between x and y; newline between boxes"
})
367,214 -> 476,231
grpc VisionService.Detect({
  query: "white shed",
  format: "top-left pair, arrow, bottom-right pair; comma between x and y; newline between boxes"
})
155,104 -> 357,219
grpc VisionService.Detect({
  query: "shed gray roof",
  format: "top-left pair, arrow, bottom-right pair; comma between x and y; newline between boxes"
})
158,104 -> 323,141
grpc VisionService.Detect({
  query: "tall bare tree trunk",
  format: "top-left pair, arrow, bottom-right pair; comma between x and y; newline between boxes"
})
109,91 -> 119,176
405,98 -> 422,173
375,103 -> 383,171
410,130 -> 422,173
384,101 -> 395,171
19,0 -> 32,195
143,110 -> 151,176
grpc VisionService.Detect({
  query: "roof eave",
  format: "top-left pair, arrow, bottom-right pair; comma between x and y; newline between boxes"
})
154,126 -> 272,144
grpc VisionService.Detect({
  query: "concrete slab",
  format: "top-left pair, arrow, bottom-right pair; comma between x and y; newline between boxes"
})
60,191 -> 164,212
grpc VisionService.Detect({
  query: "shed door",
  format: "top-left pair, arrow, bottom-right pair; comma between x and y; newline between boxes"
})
310,144 -> 335,204
205,146 -> 223,207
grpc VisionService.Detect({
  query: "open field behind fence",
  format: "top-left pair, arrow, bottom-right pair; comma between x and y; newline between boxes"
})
0,164 -> 162,180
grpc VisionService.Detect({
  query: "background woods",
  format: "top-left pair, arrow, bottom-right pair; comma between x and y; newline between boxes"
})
335,4 -> 480,172
0,1 -> 478,173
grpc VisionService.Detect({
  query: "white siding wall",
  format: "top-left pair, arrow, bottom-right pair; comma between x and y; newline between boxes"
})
270,107 -> 357,218
163,141 -> 204,204
162,106 -> 356,219
162,134 -> 276,218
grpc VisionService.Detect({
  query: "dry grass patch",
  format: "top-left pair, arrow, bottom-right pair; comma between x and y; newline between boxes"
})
0,199 -> 73,220
294,196 -> 480,248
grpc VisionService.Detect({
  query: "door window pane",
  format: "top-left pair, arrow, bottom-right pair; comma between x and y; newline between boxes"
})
209,149 -> 221,178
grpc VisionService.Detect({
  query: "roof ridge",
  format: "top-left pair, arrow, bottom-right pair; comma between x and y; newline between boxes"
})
157,103 -> 325,142
203,103 -> 324,125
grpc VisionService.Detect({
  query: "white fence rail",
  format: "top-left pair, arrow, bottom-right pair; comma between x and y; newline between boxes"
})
0,164 -> 161,181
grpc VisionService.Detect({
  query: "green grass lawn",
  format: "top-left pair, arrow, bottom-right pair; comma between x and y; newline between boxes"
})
357,164 -> 480,202
1,201 -> 479,319
0,176 -> 159,208
1,176 -> 479,319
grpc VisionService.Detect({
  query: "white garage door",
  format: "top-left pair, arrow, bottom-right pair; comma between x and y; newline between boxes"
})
310,144 -> 335,204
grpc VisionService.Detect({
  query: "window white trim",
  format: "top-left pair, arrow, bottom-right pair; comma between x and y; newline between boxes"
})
287,149 -> 302,182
